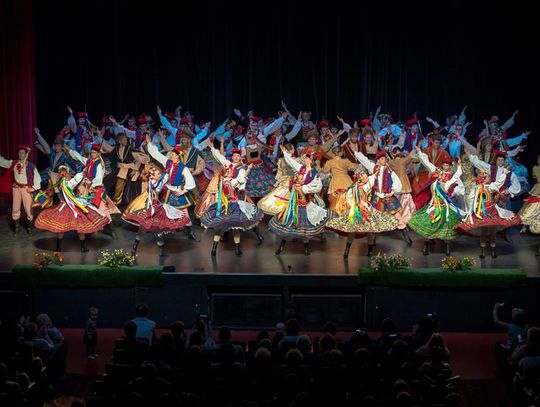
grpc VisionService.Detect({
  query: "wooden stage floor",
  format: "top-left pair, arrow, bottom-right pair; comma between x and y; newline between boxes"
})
1,212 -> 539,276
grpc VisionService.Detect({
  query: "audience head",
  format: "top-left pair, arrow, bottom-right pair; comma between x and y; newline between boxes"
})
35,313 -> 52,328
296,335 -> 312,353
285,318 -> 300,336
285,349 -> 304,367
170,321 -> 185,337
427,333 -> 446,349
322,321 -> 337,336
123,321 -> 138,338
511,308 -> 527,327
218,326 -> 232,344
135,303 -> 149,318
318,333 -> 337,353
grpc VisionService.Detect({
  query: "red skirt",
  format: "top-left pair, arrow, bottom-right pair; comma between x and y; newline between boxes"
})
123,205 -> 192,233
35,204 -> 110,234
456,206 -> 521,237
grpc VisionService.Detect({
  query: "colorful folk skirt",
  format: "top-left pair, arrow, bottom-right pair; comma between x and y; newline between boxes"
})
456,206 -> 521,237
245,164 -> 275,198
268,204 -> 328,239
408,206 -> 460,240
518,197 -> 540,229
123,204 -> 192,233
257,184 -> 291,216
200,201 -> 263,233
325,208 -> 399,237
35,204 -> 110,234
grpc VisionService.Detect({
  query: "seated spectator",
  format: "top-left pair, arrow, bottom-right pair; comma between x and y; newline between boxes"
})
35,314 -> 64,345
169,321 -> 187,352
114,321 -> 149,353
313,321 -> 338,354
272,322 -> 285,349
207,327 -> 245,367
419,346 -> 452,379
156,332 -> 177,369
125,361 -> 172,402
278,319 -> 300,352
22,322 -> 54,357
0,362 -> 25,407
296,335 -> 314,367
410,314 -> 437,350
343,323 -> 373,359
378,318 -> 401,354
277,349 -> 311,391
131,304 -> 156,344
493,302 -> 528,353
416,333 -> 451,362
445,392 -> 464,407
511,326 -> 540,366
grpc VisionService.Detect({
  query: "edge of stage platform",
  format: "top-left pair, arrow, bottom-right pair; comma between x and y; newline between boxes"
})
9,264 -> 169,287
357,267 -> 527,289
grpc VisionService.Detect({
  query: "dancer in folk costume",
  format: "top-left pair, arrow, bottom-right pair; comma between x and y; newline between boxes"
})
200,140 -> 263,256
388,146 -> 416,243
325,170 -> 400,258
353,149 -> 412,244
66,106 -> 93,152
270,146 -> 329,256
456,169 -> 521,259
408,145 -> 465,256
101,133 -> 141,205
244,131 -> 275,198
34,128 -> 76,188
0,145 -> 42,235
34,165 -> 111,252
519,154 -> 540,236
145,135 -> 199,243
123,163 -> 195,256
65,143 -> 121,239
321,144 -> 357,215
258,143 -> 298,216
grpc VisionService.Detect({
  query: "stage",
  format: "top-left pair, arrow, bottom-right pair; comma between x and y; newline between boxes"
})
0,211 -> 539,276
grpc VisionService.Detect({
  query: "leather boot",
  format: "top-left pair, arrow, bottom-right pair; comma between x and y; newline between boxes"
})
479,245 -> 486,259
423,241 -> 430,256
159,245 -> 165,257
211,241 -> 219,256
445,241 -> 451,256
400,229 -> 412,246
343,242 -> 352,259
275,239 -> 286,255
131,239 -> 140,255
80,239 -> 89,253
26,220 -> 33,235
490,245 -> 497,258
13,220 -> 19,236
304,242 -> 311,256
55,238 -> 62,252
186,226 -> 199,242
367,244 -> 374,257
253,227 -> 264,245
234,243 -> 243,256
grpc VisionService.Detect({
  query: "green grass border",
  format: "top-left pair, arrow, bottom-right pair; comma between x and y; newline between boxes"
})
10,264 -> 163,287
357,267 -> 526,288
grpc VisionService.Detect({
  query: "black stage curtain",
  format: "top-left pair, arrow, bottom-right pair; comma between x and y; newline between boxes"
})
32,0 -> 539,163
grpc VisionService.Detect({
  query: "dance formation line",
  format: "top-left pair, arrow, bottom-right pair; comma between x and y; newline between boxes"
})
1,103 -> 539,259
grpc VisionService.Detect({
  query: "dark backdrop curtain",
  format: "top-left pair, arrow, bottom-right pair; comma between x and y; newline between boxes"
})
30,0 -> 540,166
0,0 -> 36,159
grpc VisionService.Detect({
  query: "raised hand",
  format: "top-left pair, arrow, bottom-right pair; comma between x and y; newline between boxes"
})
337,115 -> 344,123
512,109 -> 519,117
34,128 -> 41,135
207,138 -> 214,149
67,106 -> 73,115
157,106 -> 162,116
233,108 -> 242,117
145,134 -> 152,145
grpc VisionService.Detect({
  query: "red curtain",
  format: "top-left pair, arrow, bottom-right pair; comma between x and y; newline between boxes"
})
0,0 -> 36,160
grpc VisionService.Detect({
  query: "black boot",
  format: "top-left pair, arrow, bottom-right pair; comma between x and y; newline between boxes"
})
536,245 -> 540,257
400,229 -> 412,246
186,226 -> 199,242
479,245 -> 486,259
445,241 -> 451,256
343,242 -> 352,259
80,239 -> 89,253
211,241 -> 219,256
275,239 -> 286,255
367,244 -> 374,257
235,243 -> 243,256
304,242 -> 311,256
131,239 -> 140,255
13,220 -> 19,236
55,238 -> 62,252
103,224 -> 118,240
159,245 -> 165,257
220,231 -> 228,242
490,245 -> 497,258
253,227 -> 264,245
320,233 -> 326,243
26,220 -> 33,235
423,241 -> 430,256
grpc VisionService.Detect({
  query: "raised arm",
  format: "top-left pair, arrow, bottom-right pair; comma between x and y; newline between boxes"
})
459,136 -> 477,155
208,139 -> 232,168
284,117 -> 302,142
67,147 -> 88,165
157,106 -> 178,137
492,302 -> 510,329
34,128 -> 51,155
146,138 -> 169,168
416,150 -> 437,174
467,153 -> 491,173
353,150 -> 375,174
280,147 -> 302,172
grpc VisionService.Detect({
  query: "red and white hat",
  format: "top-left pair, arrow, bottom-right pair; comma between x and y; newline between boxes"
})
375,150 -> 387,160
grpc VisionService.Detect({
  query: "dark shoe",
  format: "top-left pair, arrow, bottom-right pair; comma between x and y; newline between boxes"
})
423,241 -> 430,256
445,242 -> 451,257
479,246 -> 485,259
159,245 -> 165,257
490,245 -> 497,258
26,221 -> 33,235
367,244 -> 374,257
304,242 -> 311,256
320,234 -> 326,243
220,232 -> 228,242
55,238 -> 62,252
13,220 -> 19,236
80,240 -> 89,253
186,227 -> 199,242
131,239 -> 140,255
211,241 -> 219,257
400,229 -> 412,246
253,227 -> 264,245
275,239 -> 286,255
343,242 -> 352,259
235,243 -> 243,256
536,246 -> 540,257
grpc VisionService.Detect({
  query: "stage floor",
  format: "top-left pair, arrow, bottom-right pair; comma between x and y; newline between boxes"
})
1,212 -> 539,276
